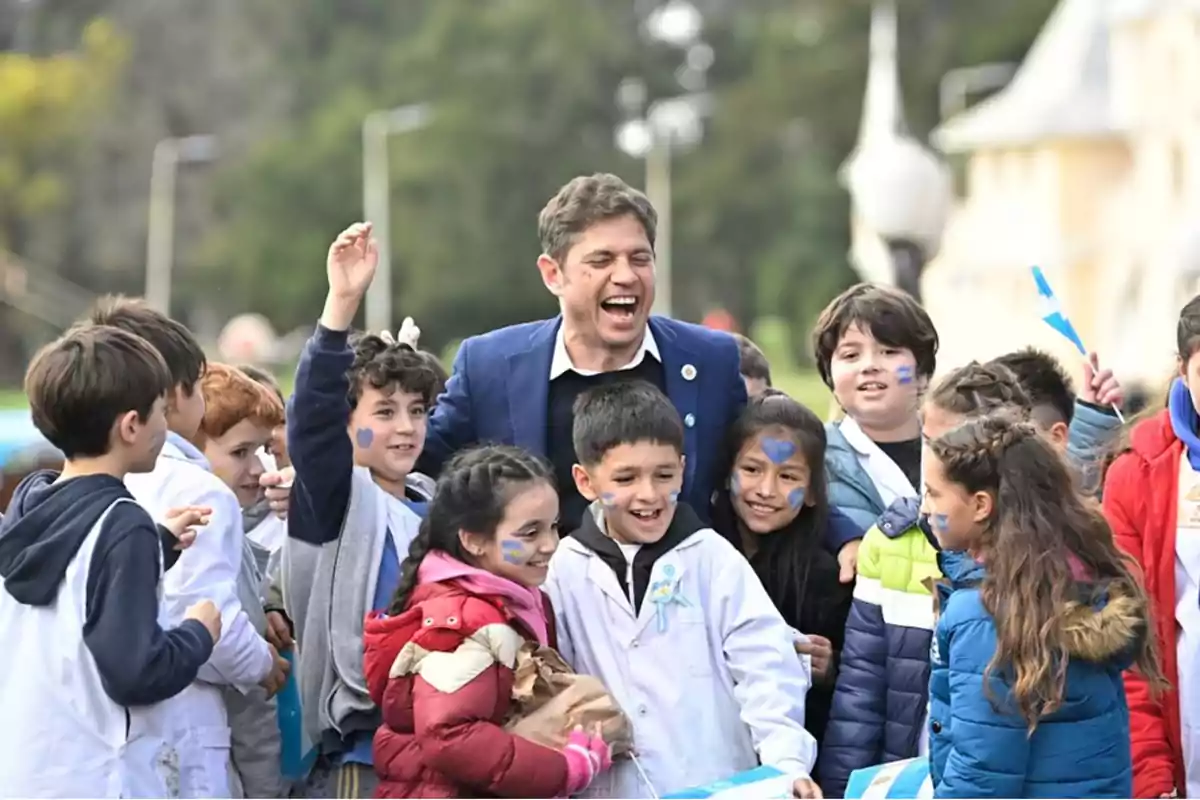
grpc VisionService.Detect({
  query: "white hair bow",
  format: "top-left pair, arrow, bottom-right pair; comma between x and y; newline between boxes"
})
378,316 -> 421,350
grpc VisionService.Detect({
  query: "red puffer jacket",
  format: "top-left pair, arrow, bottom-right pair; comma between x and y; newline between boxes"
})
1103,409 -> 1185,799
362,580 -> 569,798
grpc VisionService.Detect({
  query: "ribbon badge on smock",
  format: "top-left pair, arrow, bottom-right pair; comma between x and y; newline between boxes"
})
648,563 -> 691,633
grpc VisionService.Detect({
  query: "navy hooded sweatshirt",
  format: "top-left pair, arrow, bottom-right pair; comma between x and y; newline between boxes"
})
0,470 -> 214,707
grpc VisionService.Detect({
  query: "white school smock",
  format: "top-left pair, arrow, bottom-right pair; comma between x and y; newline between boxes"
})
126,439 -> 275,798
544,528 -> 816,799
0,499 -> 178,798
1176,450 -> 1200,798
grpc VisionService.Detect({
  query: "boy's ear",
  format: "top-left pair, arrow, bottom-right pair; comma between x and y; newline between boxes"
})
572,463 -> 597,501
1047,420 -> 1070,449
115,409 -> 141,445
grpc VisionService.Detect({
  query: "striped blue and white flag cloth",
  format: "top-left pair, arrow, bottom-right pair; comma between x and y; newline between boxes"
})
845,757 -> 934,799
664,766 -> 794,799
1031,266 -> 1087,355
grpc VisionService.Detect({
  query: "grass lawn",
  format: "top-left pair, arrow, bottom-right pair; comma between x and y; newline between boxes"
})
775,368 -> 833,416
0,389 -> 25,410
0,367 -> 835,415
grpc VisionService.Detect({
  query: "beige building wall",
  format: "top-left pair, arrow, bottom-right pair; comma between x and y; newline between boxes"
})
924,0 -> 1200,389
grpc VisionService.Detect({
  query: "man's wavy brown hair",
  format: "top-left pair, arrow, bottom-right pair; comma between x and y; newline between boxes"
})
928,413 -> 1166,729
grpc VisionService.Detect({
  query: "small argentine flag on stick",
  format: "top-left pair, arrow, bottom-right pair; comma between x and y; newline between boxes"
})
1031,266 -> 1125,423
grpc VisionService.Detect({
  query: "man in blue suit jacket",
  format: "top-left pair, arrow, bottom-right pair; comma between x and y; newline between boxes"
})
416,173 -> 746,532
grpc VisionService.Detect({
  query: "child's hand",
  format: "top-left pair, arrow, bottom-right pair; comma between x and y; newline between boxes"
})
185,599 -> 223,643
265,610 -> 294,651
1081,352 -> 1123,408
795,634 -> 833,683
260,643 -> 291,698
561,724 -> 613,795
260,467 -> 294,520
327,222 -> 378,302
793,776 -> 823,798
837,539 -> 860,583
163,505 -> 213,550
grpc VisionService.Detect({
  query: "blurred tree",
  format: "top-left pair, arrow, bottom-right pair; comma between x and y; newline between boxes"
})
0,18 -> 124,255
4,0 -> 1066,364
0,18 -> 125,379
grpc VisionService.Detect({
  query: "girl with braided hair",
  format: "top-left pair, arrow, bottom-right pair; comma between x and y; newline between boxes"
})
361,444 -> 612,798
821,361 -> 1033,795
923,413 -> 1163,798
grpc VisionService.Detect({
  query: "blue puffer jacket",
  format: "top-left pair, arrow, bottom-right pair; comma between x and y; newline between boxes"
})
824,421 -> 887,536
929,551 -> 1141,799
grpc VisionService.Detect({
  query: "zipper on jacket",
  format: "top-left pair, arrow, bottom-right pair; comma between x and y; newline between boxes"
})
625,559 -> 637,614
124,708 -> 131,740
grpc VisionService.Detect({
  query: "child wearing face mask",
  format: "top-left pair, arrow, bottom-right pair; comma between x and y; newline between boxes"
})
190,363 -> 289,798
277,223 -> 442,797
923,413 -> 1162,798
545,381 -> 820,799
811,284 -> 940,583
361,445 -> 613,798
710,391 -> 857,786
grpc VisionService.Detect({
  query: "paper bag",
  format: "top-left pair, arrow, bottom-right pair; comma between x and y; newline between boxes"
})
504,644 -> 633,755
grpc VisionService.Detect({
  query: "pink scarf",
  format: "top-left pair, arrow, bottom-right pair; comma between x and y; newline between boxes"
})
416,550 -> 549,646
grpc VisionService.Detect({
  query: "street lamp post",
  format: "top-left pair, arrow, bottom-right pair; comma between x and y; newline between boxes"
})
145,135 -> 219,315
615,0 -> 711,319
842,0 -> 951,302
361,103 -> 432,335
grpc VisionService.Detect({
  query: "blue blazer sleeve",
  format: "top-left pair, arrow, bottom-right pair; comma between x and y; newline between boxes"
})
1066,399 -> 1122,499
818,594 -> 889,796
935,616 -> 1031,799
417,337 -> 477,478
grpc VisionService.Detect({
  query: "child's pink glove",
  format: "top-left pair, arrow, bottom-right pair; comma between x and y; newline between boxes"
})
561,725 -> 612,796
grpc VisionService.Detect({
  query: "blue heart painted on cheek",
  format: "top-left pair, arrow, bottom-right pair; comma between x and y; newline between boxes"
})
931,513 -> 950,533
355,428 -> 374,448
788,487 -> 806,510
600,492 -> 617,508
896,365 -> 915,385
760,437 -> 797,465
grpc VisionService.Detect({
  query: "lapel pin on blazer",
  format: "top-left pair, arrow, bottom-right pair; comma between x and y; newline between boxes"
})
684,413 -> 695,428
681,363 -> 697,381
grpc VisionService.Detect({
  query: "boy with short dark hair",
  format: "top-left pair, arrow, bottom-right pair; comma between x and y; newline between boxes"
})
0,325 -> 221,797
278,223 -> 442,797
733,333 -> 772,397
93,296 -> 288,798
990,346 -> 1123,496
546,380 -> 819,799
811,283 -> 939,578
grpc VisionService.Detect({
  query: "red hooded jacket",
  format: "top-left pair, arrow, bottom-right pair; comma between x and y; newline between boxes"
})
1103,408 -> 1185,798
362,557 -> 567,799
